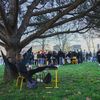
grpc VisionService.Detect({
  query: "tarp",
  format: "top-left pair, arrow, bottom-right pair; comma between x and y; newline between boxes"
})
23,47 -> 33,64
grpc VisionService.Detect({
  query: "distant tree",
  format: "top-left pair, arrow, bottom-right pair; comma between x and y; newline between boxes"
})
55,33 -> 72,52
33,38 -> 46,51
82,30 -> 96,52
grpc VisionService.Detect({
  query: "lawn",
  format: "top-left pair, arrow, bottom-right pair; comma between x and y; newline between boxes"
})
0,62 -> 100,100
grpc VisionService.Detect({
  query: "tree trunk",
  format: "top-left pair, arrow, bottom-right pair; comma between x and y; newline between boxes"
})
3,48 -> 21,82
3,67 -> 15,82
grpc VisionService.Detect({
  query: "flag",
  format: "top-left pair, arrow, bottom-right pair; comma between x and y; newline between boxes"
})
23,47 -> 32,57
23,47 -> 33,64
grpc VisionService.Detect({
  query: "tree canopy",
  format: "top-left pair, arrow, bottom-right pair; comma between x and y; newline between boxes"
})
0,0 -> 99,54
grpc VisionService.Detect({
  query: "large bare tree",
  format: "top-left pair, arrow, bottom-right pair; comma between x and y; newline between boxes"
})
0,0 -> 99,81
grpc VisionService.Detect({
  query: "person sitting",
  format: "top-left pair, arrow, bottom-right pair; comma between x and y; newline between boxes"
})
15,54 -> 57,83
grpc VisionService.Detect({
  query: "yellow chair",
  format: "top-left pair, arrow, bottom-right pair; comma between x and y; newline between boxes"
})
16,74 -> 26,91
53,69 -> 59,88
45,69 -> 59,88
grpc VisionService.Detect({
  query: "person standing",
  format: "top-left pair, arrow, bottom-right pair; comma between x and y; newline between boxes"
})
96,49 -> 100,65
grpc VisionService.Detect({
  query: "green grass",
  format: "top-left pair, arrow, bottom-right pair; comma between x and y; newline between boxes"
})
0,63 -> 100,100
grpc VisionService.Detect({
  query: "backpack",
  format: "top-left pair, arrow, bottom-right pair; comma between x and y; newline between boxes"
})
43,73 -> 52,84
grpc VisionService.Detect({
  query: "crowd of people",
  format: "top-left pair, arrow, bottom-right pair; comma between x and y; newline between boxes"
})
0,49 -> 99,66
24,49 -> 98,66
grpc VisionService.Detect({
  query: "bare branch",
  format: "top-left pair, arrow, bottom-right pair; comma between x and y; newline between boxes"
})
37,25 -> 90,39
18,0 -> 43,35
78,28 -> 91,34
19,0 -> 27,5
20,0 -> 87,49
0,23 -> 5,34
0,0 -> 13,34
28,1 -> 99,28
12,0 -> 19,30
29,21 -> 45,26
0,33 -> 9,45
4,0 -> 19,32
32,3 -> 72,16
28,9 -> 91,27
0,41 -> 6,47
51,2 -> 99,28
23,28 -> 37,34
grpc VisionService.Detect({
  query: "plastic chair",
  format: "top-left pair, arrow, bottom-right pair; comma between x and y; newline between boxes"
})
16,74 -> 26,91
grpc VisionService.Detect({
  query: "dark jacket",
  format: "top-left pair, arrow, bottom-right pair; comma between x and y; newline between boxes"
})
97,50 -> 100,63
16,60 -> 27,74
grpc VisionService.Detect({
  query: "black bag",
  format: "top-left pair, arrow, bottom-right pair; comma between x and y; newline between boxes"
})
43,73 -> 52,84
